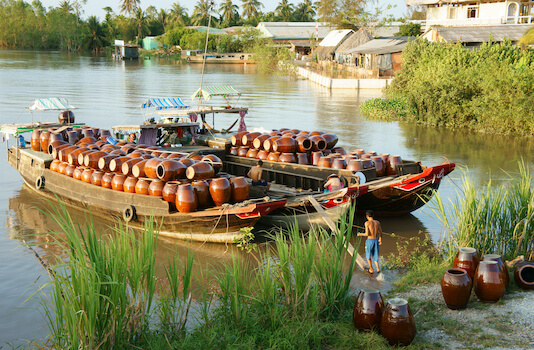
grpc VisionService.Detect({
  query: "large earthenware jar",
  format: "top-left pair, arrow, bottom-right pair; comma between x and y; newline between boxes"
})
120,158 -> 144,176
513,262 -> 534,290
267,152 -> 280,162
257,150 -> 270,160
81,168 -> 94,184
440,268 -> 472,310
347,159 -> 364,172
361,158 -> 373,169
192,180 -> 211,209
332,146 -> 346,155
295,136 -> 312,153
176,184 -> 198,213
332,158 -> 346,170
317,156 -> 332,168
380,298 -> 416,346
50,159 -> 61,172
66,130 -> 78,144
57,145 -> 79,162
73,167 -> 84,180
273,137 -> 296,153
246,148 -> 259,159
474,260 -> 506,303
312,151 -> 323,166
296,153 -> 309,165
252,134 -> 270,150
371,156 -> 385,177
64,164 -> 76,177
157,159 -> 186,181
237,146 -> 249,157
96,155 -> 117,171
39,131 -> 51,154
352,288 -> 384,332
132,160 -> 149,178
308,135 -> 327,152
135,178 -> 151,195
108,156 -> 131,173
111,174 -> 127,191
231,131 -> 248,147
229,146 -> 239,155
148,179 -> 165,197
82,151 -> 106,169
309,130 -> 324,136
123,176 -> 138,193
178,158 -> 195,168
144,158 -> 163,179
49,142 -> 70,158
77,136 -> 97,145
101,172 -> 114,189
58,110 -> 75,124
31,130 -> 42,151
90,171 -> 104,186
279,153 -> 297,164
48,132 -> 64,144
58,162 -> 69,175
186,162 -> 215,180
263,136 -> 281,152
201,155 -> 223,174
453,247 -> 480,280
483,254 -> 509,288
209,178 -> 231,206
230,177 -> 249,203
68,147 -> 89,166
162,181 -> 182,204
241,132 -> 261,148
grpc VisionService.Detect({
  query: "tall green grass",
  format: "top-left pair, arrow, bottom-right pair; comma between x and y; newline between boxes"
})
429,161 -> 534,262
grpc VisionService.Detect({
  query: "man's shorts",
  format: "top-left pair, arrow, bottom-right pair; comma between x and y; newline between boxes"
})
252,180 -> 268,186
365,238 -> 380,262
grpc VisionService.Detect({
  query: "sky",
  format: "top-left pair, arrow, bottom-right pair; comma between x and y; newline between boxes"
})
37,0 -> 408,22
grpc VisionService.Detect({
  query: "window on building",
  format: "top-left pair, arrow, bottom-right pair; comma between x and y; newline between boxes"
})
467,7 -> 478,18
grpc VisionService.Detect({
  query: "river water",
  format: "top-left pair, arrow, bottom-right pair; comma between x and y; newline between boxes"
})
0,50 -> 532,345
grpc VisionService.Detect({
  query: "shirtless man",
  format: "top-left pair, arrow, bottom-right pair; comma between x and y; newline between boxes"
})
358,210 -> 383,274
247,160 -> 270,192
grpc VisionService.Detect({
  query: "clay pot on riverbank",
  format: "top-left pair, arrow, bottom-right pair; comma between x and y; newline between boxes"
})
229,147 -> 239,155
514,262 -> 534,290
332,158 -> 346,170
157,159 -> 186,181
236,146 -> 248,157
176,184 -> 198,213
64,164 -> 76,177
57,146 -> 79,162
453,247 -> 480,280
77,136 -> 97,145
474,261 -> 506,303
66,130 -> 78,144
48,132 -> 63,145
81,168 -> 94,184
192,180 -> 211,209
186,162 -> 215,180
483,254 -> 509,288
312,151 -> 323,166
31,130 -> 41,151
49,142 -> 69,158
178,158 -> 195,168
380,298 -> 416,346
230,177 -> 249,203
321,133 -> 338,149
111,174 -> 126,191
101,172 -> 114,189
123,176 -> 138,193
352,288 -> 384,332
209,178 -> 231,206
257,150 -> 270,160
202,155 -> 223,174
263,136 -> 281,152
135,178 -> 151,195
109,156 -> 132,173
90,171 -> 104,186
148,179 -> 165,197
441,268 -> 472,310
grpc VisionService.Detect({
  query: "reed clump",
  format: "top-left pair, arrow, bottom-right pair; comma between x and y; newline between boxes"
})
429,161 -> 534,262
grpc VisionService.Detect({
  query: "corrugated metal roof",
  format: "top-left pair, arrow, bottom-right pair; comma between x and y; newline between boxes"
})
433,25 -> 534,43
318,29 -> 354,47
336,29 -> 373,53
342,39 -> 407,54
257,22 -> 332,40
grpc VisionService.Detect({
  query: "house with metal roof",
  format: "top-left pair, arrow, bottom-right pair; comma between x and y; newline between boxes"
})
422,24 -> 534,46
256,22 -> 331,42
334,28 -> 373,63
314,29 -> 354,61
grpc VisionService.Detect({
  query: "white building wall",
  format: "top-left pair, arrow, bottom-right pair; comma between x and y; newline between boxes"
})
424,1 -> 512,27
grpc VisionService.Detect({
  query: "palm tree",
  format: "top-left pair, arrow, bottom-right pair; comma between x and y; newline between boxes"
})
157,9 -> 169,29
59,0 -> 73,14
294,0 -> 315,21
275,0 -> 294,21
120,0 -> 140,16
84,15 -> 107,51
191,0 -> 217,26
103,6 -> 114,22
241,0 -> 263,19
220,0 -> 239,26
134,7 -> 150,39
169,2 -> 188,26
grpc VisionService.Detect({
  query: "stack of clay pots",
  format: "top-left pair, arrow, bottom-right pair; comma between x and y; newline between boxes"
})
441,247 -> 509,309
39,125 -> 250,214
352,289 -> 416,346
228,128 -> 402,177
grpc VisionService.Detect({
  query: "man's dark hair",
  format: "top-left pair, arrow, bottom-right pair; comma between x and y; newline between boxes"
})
258,160 -> 263,166
366,210 -> 374,218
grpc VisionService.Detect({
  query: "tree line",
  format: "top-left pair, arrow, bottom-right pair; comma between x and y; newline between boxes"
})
0,0 -> 390,51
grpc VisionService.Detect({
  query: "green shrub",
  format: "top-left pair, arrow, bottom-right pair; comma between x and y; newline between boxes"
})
360,98 -> 408,121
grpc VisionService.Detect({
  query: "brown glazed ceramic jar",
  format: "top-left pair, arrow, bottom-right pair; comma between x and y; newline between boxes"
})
246,148 -> 259,159
111,174 -> 127,191
209,178 -> 231,206
66,130 -> 78,144
257,150 -> 270,161
83,151 -> 107,169
380,298 -> 416,346
68,147 -> 89,166
317,156 -> 332,168
230,177 -> 249,203
81,168 -> 94,184
332,146 -> 346,155
50,159 -> 61,172
371,156 -> 385,177
267,152 -> 280,162
192,180 -> 211,209
178,158 -> 196,168
231,131 -> 248,147
90,171 -> 104,186
157,159 -> 186,181
135,178 -> 151,195
308,135 -> 327,152
121,158 -> 144,176
361,158 -> 374,169
441,268 -> 472,310
295,136 -> 312,153
57,145 -> 79,162
242,132 -> 262,147
201,154 -> 223,174
58,162 -> 69,175
186,162 -> 215,180
263,136 -> 281,152
296,153 -> 309,165
252,134 -> 270,150
332,158 -> 346,170
388,155 -> 402,176
347,159 -> 364,172
474,260 -> 506,303
31,130 -> 42,151
272,137 -> 296,153
123,176 -> 138,193
132,160 -> 149,178
148,179 -> 165,197
48,132 -> 64,144
73,167 -> 84,180
101,172 -> 114,189
144,158 -> 163,179
311,151 -> 323,166
77,136 -> 97,145
64,164 -> 76,177
237,146 -> 249,157
39,131 -> 51,153
309,130 -> 324,136
453,247 -> 480,280
279,153 -> 296,163
514,262 -> 534,289
162,181 -> 182,203
176,184 -> 198,213
229,146 -> 239,155
109,156 -> 132,173
352,288 -> 384,332
49,142 -> 70,158
483,254 -> 509,288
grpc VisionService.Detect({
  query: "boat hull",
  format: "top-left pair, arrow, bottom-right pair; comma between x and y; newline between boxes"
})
9,147 -> 285,243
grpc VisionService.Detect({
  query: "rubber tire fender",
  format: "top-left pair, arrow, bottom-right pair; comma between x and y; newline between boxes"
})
123,205 -> 136,222
35,176 -> 45,190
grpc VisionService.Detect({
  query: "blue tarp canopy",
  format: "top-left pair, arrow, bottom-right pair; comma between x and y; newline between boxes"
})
191,86 -> 241,102
141,98 -> 188,110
